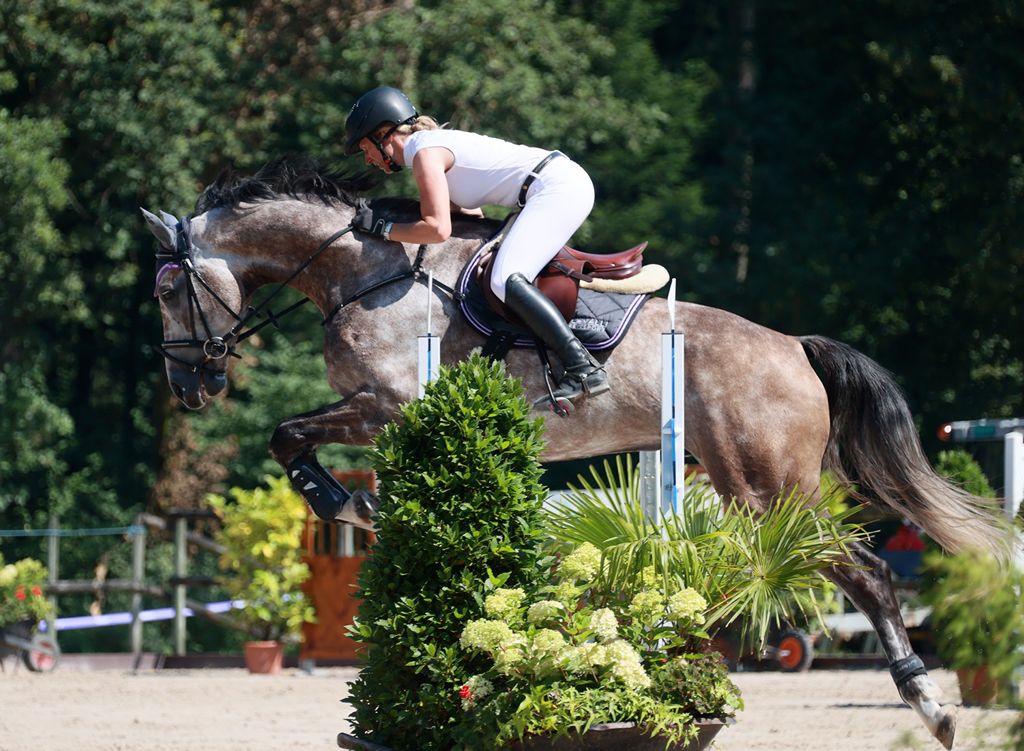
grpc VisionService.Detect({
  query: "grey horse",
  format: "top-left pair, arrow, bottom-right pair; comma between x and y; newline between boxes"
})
143,158 -> 1007,749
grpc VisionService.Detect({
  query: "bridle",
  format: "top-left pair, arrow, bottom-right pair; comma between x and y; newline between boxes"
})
153,215 -> 459,377
154,216 -> 353,377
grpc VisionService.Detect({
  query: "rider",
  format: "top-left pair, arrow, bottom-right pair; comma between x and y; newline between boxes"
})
344,86 -> 608,405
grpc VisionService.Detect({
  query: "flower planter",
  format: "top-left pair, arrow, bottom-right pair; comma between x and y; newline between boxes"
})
243,640 -> 284,674
338,719 -> 729,751
956,666 -> 1001,706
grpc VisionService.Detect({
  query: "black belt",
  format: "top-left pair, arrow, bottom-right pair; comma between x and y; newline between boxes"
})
517,151 -> 564,208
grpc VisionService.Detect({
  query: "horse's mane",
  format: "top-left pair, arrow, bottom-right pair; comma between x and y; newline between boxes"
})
193,154 -> 499,230
194,155 -> 380,214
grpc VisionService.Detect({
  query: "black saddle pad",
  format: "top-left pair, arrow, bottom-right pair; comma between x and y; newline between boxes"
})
456,244 -> 650,351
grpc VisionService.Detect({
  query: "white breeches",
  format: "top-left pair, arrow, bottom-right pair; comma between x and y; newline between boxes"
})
489,157 -> 595,302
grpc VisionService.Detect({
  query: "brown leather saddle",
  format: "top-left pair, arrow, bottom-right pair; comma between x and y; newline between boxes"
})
475,241 -> 649,324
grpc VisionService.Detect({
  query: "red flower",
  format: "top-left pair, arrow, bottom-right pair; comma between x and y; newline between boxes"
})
459,685 -> 472,701
15,586 -> 26,601
31,585 -> 43,597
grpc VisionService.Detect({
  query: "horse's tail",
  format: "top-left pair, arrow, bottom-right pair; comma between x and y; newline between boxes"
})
800,334 -> 1010,560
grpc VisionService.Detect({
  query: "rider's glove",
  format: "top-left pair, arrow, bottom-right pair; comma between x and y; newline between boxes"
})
352,200 -> 391,239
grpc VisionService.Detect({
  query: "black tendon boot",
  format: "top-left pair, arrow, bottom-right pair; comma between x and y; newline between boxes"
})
503,273 -> 609,403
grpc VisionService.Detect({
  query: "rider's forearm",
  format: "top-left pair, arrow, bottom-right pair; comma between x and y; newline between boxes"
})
387,217 -> 451,245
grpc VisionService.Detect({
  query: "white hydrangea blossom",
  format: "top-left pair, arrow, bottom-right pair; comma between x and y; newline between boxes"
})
558,542 -> 602,582
484,587 -> 526,623
590,607 -> 619,642
460,618 -> 515,652
667,587 -> 707,624
628,590 -> 666,627
531,628 -> 566,655
527,599 -> 564,624
0,565 -> 17,587
604,639 -> 651,689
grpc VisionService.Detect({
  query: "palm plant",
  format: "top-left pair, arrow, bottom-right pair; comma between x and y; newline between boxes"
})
545,456 -> 866,648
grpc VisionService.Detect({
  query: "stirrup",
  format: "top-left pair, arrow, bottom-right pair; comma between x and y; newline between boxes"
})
552,364 -> 609,400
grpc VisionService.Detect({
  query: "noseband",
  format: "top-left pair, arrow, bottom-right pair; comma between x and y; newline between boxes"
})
154,217 -> 353,377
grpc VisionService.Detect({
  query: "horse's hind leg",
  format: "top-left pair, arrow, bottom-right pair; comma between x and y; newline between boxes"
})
269,392 -> 393,531
824,543 -> 957,749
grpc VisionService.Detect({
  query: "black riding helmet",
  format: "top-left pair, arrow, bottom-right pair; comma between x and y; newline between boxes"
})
344,86 -> 418,156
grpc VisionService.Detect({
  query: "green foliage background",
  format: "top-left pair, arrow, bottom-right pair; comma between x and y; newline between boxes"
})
0,0 -> 1021,646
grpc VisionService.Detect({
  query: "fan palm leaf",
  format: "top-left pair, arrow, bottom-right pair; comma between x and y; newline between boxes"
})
545,457 -> 866,648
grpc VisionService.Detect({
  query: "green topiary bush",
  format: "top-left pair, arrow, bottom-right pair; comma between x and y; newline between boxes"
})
347,355 -> 548,750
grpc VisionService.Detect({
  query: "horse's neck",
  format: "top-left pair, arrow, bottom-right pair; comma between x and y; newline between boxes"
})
197,202 -> 491,317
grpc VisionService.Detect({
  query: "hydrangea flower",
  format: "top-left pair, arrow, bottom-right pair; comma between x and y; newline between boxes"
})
604,639 -> 651,689
667,587 -> 707,624
527,599 -> 564,624
551,581 -> 582,607
494,641 -> 526,675
531,628 -> 566,655
558,542 -> 602,582
484,587 -> 526,623
639,565 -> 660,588
628,590 -> 666,627
557,642 -> 608,675
460,619 -> 515,652
590,607 -> 618,642
0,565 -> 17,586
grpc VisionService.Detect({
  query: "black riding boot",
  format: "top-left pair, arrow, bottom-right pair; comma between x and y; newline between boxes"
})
504,273 -> 608,403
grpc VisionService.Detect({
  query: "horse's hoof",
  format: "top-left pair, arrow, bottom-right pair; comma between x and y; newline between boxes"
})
337,489 -> 378,532
934,704 -> 957,750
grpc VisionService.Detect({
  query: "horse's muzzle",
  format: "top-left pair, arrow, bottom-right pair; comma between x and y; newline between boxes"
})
167,366 -> 226,409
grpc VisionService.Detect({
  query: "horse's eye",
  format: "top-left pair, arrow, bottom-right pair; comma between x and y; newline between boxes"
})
159,286 -> 175,300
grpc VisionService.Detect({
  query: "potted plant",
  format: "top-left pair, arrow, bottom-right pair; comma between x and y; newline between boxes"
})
919,549 -> 1023,705
0,554 -> 51,630
340,356 -> 863,750
0,554 -> 57,671
455,544 -> 742,750
919,449 -> 1022,706
208,475 -> 316,673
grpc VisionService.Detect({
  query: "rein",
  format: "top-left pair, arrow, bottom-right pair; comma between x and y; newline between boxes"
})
321,244 -> 461,327
156,218 -> 460,375
156,219 -> 353,375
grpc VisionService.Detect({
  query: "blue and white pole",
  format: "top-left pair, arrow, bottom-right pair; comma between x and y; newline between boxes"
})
660,279 -> 685,516
417,271 -> 440,398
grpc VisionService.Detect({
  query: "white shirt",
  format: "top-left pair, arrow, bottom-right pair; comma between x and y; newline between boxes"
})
403,129 -> 551,210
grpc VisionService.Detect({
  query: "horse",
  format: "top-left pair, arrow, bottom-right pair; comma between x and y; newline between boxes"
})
143,157 -> 1007,749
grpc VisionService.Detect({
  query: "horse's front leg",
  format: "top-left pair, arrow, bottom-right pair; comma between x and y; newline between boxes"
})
825,542 -> 957,750
269,392 -> 395,531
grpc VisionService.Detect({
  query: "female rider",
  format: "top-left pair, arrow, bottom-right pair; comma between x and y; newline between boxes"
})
344,86 -> 608,405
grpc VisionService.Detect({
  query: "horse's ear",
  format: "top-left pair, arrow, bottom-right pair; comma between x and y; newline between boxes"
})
159,210 -> 180,227
140,207 -> 176,250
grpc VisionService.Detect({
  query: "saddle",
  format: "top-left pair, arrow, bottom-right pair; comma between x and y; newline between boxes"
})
476,241 -> 649,324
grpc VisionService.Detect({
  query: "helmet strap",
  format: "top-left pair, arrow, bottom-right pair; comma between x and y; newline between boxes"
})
373,137 -> 402,173
372,118 -> 416,173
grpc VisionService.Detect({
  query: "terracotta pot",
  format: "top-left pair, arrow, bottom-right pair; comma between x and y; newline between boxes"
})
956,666 -> 1001,706
243,640 -> 284,674
338,719 -> 729,751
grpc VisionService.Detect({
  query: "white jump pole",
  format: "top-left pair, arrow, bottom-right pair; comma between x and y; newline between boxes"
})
1005,431 -> 1023,521
417,271 -> 440,398
660,279 -> 685,516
